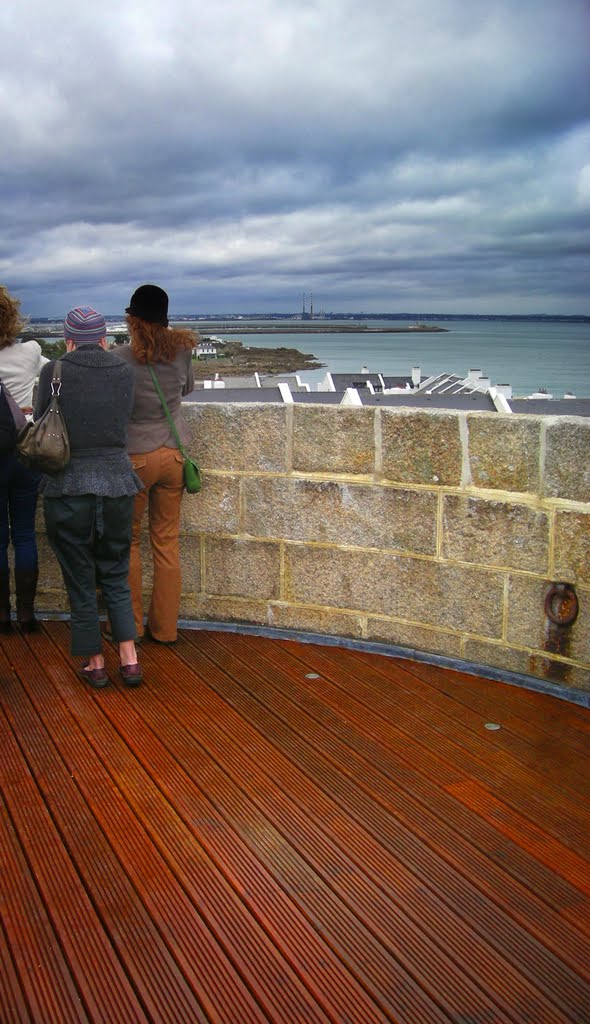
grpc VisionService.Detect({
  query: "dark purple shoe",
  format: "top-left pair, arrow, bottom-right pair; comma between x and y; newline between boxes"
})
119,663 -> 143,686
79,663 -> 109,688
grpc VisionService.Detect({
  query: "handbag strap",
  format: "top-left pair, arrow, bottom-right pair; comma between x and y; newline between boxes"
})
51,360 -> 63,395
148,364 -> 187,457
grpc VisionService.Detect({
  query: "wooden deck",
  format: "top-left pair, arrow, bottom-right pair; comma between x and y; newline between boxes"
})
0,623 -> 589,1024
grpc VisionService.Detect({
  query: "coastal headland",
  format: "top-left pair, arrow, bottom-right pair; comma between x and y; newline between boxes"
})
194,340 -> 324,377
191,324 -> 447,377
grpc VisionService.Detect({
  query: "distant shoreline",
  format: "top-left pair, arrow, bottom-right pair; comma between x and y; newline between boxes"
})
22,323 -> 448,339
194,325 -> 448,335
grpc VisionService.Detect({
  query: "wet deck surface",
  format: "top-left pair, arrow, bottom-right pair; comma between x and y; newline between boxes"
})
0,622 -> 589,1023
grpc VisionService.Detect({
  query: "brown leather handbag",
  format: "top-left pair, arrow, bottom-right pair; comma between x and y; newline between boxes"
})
17,361 -> 70,475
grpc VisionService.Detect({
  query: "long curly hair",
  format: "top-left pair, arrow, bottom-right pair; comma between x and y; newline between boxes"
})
126,314 -> 196,364
0,286 -> 27,349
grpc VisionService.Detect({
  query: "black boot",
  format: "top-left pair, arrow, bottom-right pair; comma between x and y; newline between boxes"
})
15,568 -> 40,633
0,569 -> 11,633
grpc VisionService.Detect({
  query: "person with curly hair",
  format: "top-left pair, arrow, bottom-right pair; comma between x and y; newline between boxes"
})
115,285 -> 196,643
0,285 -> 47,631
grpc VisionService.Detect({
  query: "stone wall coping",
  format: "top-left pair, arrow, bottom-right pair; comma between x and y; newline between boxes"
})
183,398 -> 590,426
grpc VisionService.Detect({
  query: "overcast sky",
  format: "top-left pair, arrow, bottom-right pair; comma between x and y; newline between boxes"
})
1,0 -> 589,316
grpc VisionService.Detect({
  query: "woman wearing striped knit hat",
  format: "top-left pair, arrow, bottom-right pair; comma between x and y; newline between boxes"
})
36,305 -> 144,687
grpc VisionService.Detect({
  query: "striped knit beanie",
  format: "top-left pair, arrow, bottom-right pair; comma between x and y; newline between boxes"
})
63,306 -> 107,345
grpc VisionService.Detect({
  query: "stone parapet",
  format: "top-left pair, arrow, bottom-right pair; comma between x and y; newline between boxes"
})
36,403 -> 590,696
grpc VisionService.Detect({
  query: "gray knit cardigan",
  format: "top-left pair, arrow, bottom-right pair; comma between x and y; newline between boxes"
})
34,346 -> 143,497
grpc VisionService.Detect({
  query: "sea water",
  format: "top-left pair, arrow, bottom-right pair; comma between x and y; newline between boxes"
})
199,319 -> 590,397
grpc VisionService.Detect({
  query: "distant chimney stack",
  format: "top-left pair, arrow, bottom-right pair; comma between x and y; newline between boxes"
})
411,366 -> 421,387
495,384 -> 513,399
361,365 -> 368,374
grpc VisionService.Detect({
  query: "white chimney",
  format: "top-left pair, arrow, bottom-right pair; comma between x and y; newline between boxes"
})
467,369 -> 482,383
411,366 -> 421,387
495,384 -> 513,399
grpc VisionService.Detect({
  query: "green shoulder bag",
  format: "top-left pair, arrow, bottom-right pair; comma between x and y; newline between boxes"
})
148,365 -> 202,494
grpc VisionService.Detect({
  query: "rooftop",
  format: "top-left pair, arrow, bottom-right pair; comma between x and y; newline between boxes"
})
184,367 -> 590,414
2,622 -> 589,1023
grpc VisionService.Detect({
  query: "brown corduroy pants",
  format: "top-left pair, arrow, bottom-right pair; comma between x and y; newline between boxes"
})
129,446 -> 185,641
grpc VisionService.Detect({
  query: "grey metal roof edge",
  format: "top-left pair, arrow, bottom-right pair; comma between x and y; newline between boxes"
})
186,390 -> 283,403
361,393 -> 495,409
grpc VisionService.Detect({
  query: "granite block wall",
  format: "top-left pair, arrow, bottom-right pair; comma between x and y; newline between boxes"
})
37,403 -> 590,694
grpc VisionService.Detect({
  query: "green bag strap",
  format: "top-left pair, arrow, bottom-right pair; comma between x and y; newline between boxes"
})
148,364 -> 187,458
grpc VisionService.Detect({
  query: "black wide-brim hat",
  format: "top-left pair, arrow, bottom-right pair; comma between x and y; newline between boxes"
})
126,284 -> 169,326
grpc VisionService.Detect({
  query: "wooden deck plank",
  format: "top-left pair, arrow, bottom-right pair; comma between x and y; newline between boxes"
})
91,640 -> 445,1024
288,638 -> 590,808
0,762 -> 88,1023
241,643 -> 590,900
179,630 -> 590,1023
116,645 -> 511,1024
25,626 -> 284,1024
0,694 -> 149,1024
221,632 -> 590,937
0,911 -> 30,1024
43,623 -> 364,1024
0,634 -> 209,1024
393,656 -> 590,753
337,646 -> 590,785
340,648 -> 590,799
446,777 -> 590,895
0,622 -> 588,1024
272,638 -> 590,854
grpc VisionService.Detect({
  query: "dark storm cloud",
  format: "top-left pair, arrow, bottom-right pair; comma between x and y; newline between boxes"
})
1,0 -> 589,315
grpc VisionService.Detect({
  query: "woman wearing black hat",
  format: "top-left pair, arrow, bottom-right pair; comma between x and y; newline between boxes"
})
116,285 -> 196,643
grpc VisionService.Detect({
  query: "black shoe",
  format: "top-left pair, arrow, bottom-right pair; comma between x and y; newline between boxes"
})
0,570 -> 11,630
15,568 -> 39,630
18,618 -> 41,634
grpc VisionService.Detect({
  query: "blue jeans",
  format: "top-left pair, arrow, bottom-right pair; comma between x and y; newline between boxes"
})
0,454 -> 40,574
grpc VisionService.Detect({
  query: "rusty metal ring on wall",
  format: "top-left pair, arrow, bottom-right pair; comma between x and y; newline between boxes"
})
544,583 -> 579,627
